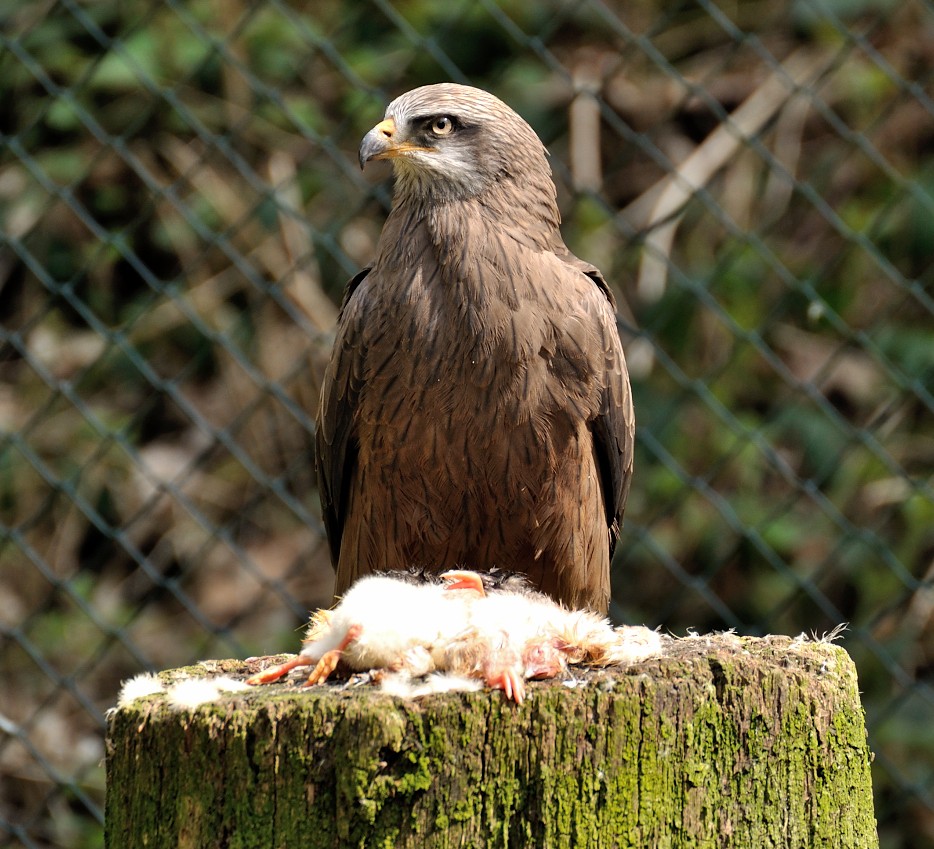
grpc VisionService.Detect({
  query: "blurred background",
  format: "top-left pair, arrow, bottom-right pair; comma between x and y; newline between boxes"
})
1,0 -> 932,846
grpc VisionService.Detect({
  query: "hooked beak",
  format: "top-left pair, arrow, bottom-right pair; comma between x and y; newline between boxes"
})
358,116 -> 432,170
359,118 -> 396,169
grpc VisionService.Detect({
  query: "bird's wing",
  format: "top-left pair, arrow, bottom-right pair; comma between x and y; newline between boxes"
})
315,266 -> 372,567
564,256 -> 635,555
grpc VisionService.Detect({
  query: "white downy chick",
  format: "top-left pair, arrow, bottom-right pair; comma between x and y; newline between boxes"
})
442,571 -> 662,701
445,587 -> 570,700
247,574 -> 477,686
248,570 -> 662,703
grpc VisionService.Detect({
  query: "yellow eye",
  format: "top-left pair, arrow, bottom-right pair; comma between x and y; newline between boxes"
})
431,116 -> 454,136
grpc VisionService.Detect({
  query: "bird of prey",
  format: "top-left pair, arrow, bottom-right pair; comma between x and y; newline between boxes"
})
316,83 -> 633,614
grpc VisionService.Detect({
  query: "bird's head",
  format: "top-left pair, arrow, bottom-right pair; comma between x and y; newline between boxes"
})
359,83 -> 554,206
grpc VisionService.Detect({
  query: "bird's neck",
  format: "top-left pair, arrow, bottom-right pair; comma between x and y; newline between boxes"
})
389,187 -> 561,257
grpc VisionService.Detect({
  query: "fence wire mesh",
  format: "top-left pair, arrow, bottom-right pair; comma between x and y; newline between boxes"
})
1,0 -> 932,846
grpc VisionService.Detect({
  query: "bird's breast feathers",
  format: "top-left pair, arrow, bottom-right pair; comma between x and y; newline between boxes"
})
363,218 -> 613,380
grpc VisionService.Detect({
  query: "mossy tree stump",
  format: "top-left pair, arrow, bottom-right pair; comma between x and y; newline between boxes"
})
106,634 -> 878,848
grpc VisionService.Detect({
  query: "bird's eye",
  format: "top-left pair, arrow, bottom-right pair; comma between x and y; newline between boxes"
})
431,116 -> 454,136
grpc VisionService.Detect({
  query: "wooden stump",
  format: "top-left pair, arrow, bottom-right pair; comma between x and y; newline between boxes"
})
105,634 -> 878,848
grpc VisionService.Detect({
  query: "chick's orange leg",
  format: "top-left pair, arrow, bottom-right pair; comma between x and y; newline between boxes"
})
246,655 -> 311,686
441,570 -> 486,595
303,624 -> 363,687
486,667 -> 526,704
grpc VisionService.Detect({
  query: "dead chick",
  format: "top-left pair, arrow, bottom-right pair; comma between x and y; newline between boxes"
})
246,573 -> 472,686
247,570 -> 661,704
441,570 -> 662,702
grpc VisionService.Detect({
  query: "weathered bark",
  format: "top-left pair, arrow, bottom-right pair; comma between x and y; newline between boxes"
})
105,634 -> 878,849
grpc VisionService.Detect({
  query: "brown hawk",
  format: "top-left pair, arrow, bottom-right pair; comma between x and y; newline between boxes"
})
316,84 -> 633,614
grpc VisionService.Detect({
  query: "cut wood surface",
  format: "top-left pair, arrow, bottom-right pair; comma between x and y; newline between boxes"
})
105,633 -> 878,849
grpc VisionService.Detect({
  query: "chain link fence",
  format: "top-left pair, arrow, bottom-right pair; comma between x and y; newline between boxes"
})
1,0 -> 932,846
